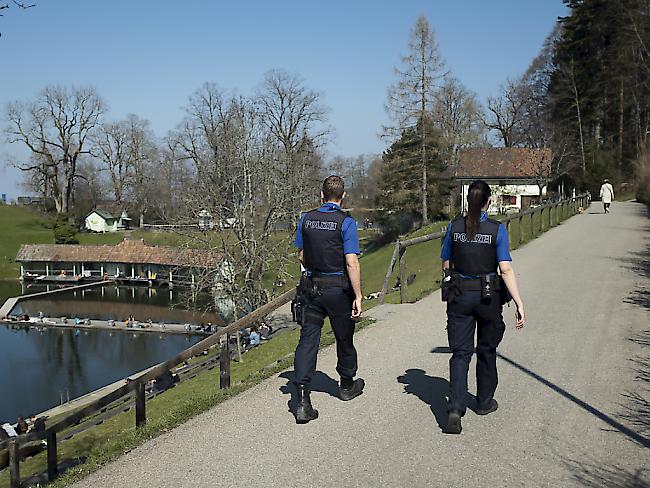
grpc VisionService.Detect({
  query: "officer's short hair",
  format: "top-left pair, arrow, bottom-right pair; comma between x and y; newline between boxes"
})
323,175 -> 345,201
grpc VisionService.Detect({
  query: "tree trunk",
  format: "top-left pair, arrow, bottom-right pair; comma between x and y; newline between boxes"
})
618,80 -> 624,168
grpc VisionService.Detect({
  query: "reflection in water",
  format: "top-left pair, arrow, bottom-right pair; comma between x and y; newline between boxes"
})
12,284 -> 224,325
0,324 -> 201,422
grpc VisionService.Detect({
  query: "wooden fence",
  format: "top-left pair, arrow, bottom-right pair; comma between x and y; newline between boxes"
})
379,195 -> 590,304
0,288 -> 296,488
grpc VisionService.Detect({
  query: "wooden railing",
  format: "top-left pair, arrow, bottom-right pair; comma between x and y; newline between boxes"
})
0,288 -> 296,488
379,195 -> 590,304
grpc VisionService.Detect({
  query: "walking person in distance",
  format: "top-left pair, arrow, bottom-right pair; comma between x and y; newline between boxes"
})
292,175 -> 364,424
599,179 -> 615,213
440,180 -> 526,434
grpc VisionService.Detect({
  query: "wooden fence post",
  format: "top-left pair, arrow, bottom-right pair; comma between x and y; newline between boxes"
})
220,336 -> 231,389
398,246 -> 407,304
519,215 -> 524,246
379,241 -> 401,304
135,382 -> 146,428
47,430 -> 58,481
9,438 -> 20,488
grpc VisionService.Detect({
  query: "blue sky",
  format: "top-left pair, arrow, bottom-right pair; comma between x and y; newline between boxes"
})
0,0 -> 567,198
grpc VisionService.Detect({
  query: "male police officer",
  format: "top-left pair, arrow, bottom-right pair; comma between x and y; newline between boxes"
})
292,175 -> 364,424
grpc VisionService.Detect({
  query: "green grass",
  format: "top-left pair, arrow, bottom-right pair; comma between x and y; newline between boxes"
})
0,206 -> 53,279
0,317 -> 377,488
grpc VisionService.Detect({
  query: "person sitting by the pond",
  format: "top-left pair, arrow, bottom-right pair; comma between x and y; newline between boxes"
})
126,315 -> 136,328
28,416 -> 46,433
16,416 -> 28,435
259,322 -> 272,340
108,319 -> 115,327
240,327 -> 251,344
20,313 -> 29,322
153,370 -> 175,392
59,269 -> 66,276
205,322 -> 213,333
249,327 -> 261,346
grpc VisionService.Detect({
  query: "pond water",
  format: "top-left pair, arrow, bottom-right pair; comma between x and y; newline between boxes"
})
0,325 -> 202,422
0,282 -> 221,423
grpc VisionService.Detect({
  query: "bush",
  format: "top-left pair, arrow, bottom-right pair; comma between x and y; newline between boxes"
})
52,213 -> 79,244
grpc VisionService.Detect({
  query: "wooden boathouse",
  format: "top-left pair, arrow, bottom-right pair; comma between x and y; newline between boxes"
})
16,238 -> 226,286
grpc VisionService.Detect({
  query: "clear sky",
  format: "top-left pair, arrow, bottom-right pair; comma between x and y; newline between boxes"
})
0,0 -> 567,199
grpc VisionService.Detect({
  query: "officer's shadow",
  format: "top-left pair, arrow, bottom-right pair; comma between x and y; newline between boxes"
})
279,371 -> 340,417
397,368 -> 451,431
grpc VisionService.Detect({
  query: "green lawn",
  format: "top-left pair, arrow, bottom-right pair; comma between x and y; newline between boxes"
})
0,206 -> 53,279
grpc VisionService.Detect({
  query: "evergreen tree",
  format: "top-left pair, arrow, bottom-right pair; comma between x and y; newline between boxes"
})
376,116 -> 448,234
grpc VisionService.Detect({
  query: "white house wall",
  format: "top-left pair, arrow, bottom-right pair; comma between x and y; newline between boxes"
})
461,182 -> 547,213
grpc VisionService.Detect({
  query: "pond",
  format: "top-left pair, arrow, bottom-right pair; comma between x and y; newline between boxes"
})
0,282 -> 223,423
0,325 -> 202,422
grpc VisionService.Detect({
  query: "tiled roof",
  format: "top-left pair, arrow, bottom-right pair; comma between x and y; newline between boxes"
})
448,148 -> 552,179
16,239 -> 223,268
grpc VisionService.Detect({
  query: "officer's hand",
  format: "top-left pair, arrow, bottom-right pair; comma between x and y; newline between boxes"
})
515,303 -> 526,329
351,297 -> 362,320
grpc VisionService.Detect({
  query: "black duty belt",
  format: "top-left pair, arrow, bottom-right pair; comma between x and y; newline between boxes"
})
457,278 -> 483,291
311,274 -> 350,288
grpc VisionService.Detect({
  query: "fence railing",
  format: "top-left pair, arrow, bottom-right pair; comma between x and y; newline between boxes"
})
379,195 -> 590,304
0,288 -> 296,488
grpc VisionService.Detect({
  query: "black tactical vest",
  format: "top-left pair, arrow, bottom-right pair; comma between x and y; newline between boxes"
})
449,216 -> 500,276
301,208 -> 348,274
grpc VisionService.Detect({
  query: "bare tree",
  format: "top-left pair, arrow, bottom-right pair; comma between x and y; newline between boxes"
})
256,69 -> 330,225
5,85 -> 106,213
384,14 -> 447,223
433,75 -> 483,164
92,120 -> 131,206
0,1 -> 36,37
480,79 -> 527,147
172,85 -> 295,314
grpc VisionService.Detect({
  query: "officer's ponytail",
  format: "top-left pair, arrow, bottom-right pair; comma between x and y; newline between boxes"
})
466,180 -> 491,240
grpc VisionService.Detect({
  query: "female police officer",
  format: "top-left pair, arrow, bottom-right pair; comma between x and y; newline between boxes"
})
440,180 -> 526,434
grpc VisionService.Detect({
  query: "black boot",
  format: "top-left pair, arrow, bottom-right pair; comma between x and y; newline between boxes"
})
444,410 -> 462,435
295,385 -> 318,424
339,377 -> 365,401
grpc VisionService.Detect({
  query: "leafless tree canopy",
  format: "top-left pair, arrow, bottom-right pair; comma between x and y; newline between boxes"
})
169,79 -> 329,313
5,85 -> 106,214
256,69 -> 330,225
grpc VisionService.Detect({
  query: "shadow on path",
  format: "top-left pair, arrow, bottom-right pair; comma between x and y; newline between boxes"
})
430,347 -> 650,448
279,370 -> 340,416
396,368 -> 449,431
561,457 -> 650,487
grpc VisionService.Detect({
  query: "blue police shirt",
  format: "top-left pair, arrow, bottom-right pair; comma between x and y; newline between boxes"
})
295,202 -> 360,275
440,211 -> 512,264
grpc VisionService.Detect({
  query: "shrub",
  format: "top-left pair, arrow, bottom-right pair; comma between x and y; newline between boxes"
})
52,213 -> 79,244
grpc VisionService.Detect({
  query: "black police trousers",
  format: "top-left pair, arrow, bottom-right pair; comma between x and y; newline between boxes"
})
446,290 -> 505,414
293,286 -> 358,387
